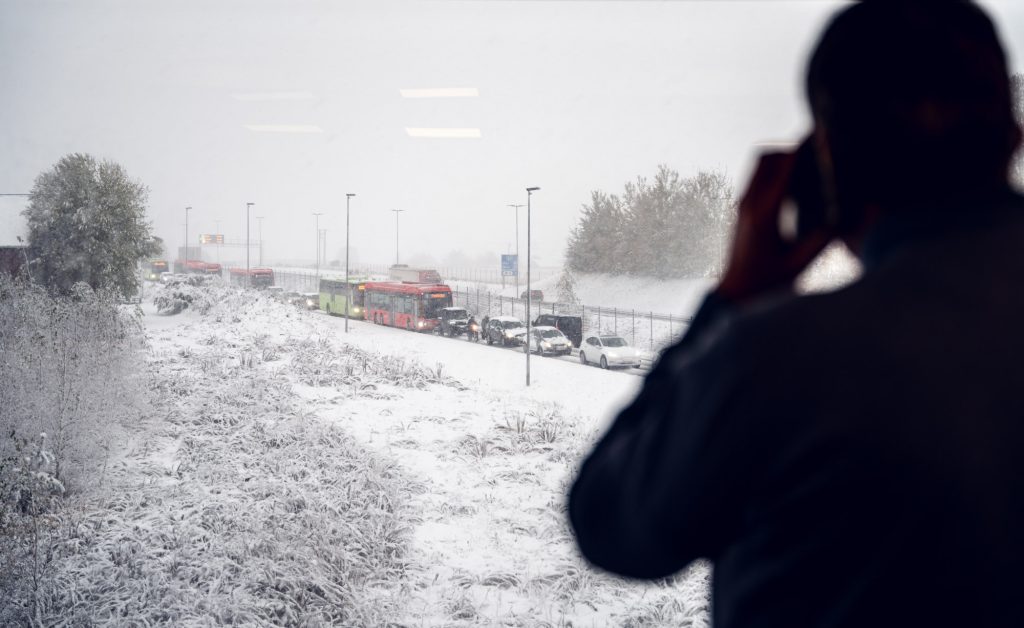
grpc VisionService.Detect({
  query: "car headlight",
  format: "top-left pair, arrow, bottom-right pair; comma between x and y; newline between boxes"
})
541,341 -> 551,349
306,299 -> 314,306
607,352 -> 619,358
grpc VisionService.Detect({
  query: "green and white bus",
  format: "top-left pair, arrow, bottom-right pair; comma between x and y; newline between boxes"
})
319,278 -> 367,318
144,259 -> 169,281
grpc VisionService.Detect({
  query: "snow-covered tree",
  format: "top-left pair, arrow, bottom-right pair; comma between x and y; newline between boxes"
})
566,166 -> 734,278
565,191 -> 626,275
555,269 -> 580,305
23,154 -> 157,297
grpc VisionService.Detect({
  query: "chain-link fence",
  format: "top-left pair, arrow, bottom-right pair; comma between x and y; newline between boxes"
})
272,269 -> 320,293
451,286 -> 691,353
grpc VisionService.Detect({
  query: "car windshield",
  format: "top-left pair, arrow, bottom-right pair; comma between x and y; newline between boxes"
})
541,329 -> 563,339
601,337 -> 628,347
444,309 -> 467,319
502,321 -> 522,329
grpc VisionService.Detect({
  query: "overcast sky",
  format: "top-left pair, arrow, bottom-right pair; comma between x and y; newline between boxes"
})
2,0 -> 1023,268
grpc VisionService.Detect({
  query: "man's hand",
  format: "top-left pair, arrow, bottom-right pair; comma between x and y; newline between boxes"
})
716,152 -> 834,304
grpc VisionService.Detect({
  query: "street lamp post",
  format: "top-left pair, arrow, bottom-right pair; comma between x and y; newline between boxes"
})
525,187 -> 540,387
185,206 -> 192,270
345,193 -> 356,333
313,212 -> 324,279
246,202 -> 254,286
391,209 -> 405,266
507,204 -> 524,298
256,216 -> 264,266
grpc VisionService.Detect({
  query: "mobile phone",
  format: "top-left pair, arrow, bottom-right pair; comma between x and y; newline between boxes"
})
788,137 -> 836,240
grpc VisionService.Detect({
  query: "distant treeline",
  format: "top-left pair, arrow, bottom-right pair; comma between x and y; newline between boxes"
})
565,166 -> 734,279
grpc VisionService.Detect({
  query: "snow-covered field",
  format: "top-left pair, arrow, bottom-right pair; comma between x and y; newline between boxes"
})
61,283 -> 711,626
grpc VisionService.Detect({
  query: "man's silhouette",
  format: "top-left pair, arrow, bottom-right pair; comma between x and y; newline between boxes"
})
569,2 -> 1024,627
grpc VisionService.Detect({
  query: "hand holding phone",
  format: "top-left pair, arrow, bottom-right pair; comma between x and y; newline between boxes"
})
716,144 -> 836,304
789,137 -> 840,241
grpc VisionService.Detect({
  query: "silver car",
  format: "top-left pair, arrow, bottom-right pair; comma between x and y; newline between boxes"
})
485,316 -> 528,346
528,326 -> 573,356
579,335 -> 641,369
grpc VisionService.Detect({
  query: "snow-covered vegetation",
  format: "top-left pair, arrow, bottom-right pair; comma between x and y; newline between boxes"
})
2,279 -> 712,625
0,276 -> 145,622
151,273 -> 222,315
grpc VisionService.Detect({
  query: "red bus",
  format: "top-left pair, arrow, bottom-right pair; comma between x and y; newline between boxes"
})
229,267 -> 275,288
364,282 -> 452,332
185,260 -> 222,275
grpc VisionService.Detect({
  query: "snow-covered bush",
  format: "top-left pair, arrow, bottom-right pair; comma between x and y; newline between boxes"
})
0,276 -> 143,623
0,283 -> 419,625
151,275 -> 221,314
0,276 -> 142,490
0,433 -> 65,625
290,336 -> 465,391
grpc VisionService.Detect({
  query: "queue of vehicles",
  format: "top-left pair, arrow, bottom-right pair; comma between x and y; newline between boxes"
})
143,261 -> 647,369
306,273 -> 643,368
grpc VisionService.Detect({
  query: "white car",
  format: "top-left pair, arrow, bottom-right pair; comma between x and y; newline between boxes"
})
528,326 -> 573,356
579,335 -> 642,369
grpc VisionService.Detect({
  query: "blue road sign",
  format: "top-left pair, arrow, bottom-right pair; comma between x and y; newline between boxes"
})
501,254 -> 518,277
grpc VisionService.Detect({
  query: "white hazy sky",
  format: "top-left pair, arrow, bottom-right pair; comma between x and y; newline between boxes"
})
2,0 -> 1023,268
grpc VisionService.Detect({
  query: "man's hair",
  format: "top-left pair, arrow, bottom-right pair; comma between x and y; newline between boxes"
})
807,0 -> 1020,210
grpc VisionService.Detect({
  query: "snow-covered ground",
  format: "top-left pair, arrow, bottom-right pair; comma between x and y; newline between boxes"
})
122,284 -> 712,625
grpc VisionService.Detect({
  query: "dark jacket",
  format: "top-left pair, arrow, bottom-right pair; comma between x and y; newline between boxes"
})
569,193 -> 1024,627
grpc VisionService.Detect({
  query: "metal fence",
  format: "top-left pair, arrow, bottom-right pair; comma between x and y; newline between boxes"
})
272,269 -> 320,293
451,286 -> 691,353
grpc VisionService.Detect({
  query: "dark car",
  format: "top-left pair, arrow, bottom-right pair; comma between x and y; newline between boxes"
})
533,313 -> 583,348
484,316 -> 528,346
438,307 -> 470,337
520,289 -> 544,302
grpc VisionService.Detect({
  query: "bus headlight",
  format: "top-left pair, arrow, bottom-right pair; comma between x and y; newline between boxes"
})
417,321 -> 424,328
352,307 -> 360,313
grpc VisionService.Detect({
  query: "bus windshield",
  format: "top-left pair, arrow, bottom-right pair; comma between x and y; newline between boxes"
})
421,293 -> 452,319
